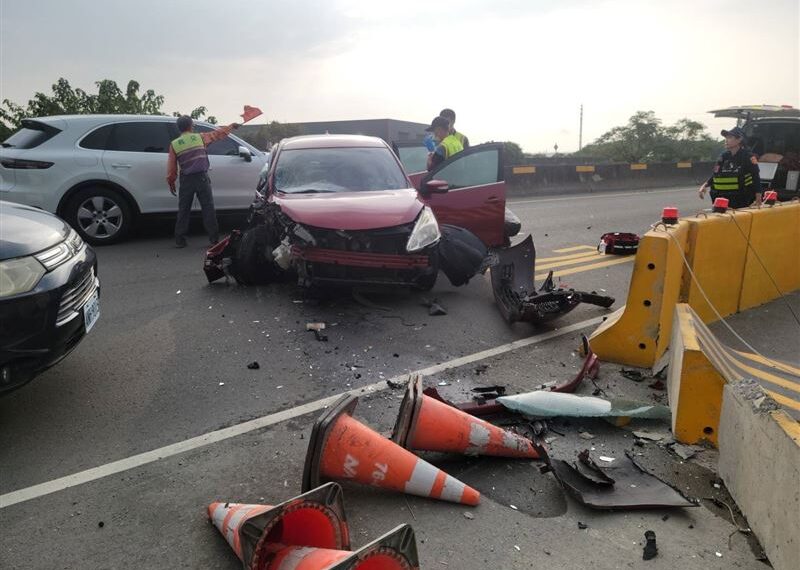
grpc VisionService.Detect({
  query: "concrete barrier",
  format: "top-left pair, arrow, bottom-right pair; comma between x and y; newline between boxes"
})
590,202 -> 800,368
718,382 -> 800,570
666,303 -> 800,569
589,221 -> 689,368
505,161 -> 713,197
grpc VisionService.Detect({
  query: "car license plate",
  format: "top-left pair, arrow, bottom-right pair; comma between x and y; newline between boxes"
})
83,291 -> 100,333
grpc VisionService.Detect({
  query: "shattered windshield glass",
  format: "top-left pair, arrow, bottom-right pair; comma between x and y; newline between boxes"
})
274,147 -> 409,194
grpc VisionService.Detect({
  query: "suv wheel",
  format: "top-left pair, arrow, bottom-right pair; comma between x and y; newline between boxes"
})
65,187 -> 133,245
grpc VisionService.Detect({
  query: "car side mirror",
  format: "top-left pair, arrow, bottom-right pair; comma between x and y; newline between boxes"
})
238,146 -> 252,162
423,179 -> 449,194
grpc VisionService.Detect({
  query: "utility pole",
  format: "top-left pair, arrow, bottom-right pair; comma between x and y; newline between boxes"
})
579,104 -> 584,152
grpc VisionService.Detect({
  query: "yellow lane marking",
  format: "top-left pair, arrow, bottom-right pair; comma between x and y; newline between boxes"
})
538,253 -> 607,271
553,245 -> 597,253
537,251 -> 601,264
766,390 -> 800,412
727,354 -> 800,395
536,255 -> 634,280
734,350 -> 800,377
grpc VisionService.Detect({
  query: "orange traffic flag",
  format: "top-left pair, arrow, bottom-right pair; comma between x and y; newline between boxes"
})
241,105 -> 263,124
392,376 -> 539,458
303,395 -> 480,506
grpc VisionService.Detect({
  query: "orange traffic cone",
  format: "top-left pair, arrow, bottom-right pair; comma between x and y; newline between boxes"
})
208,483 -> 350,568
302,394 -> 480,506
392,376 -> 539,459
261,525 -> 419,570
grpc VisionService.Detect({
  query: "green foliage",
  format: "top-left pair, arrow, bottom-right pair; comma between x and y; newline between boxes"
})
503,141 -> 526,165
0,78 -> 217,139
578,111 -> 721,162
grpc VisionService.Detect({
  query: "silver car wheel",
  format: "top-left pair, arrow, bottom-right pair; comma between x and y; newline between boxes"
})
77,196 -> 123,239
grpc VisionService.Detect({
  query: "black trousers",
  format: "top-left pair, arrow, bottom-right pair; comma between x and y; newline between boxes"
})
175,172 -> 218,240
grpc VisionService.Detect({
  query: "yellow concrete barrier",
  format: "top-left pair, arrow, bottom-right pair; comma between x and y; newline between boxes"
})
588,221 -> 689,368
668,303 -> 800,446
739,204 -> 800,311
681,209 -> 753,323
590,202 -> 800,368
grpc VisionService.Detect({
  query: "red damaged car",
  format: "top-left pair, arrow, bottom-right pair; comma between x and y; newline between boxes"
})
205,134 -> 507,289
205,134 -> 614,323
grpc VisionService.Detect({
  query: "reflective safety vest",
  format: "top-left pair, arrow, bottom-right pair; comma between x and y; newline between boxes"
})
453,131 -> 468,146
440,134 -> 464,159
171,132 -> 209,176
712,163 -> 753,192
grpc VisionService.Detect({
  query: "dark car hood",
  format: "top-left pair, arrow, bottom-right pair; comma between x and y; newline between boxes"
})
0,201 -> 69,260
273,189 -> 424,230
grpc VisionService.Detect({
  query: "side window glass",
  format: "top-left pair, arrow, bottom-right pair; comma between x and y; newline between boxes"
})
193,124 -> 240,156
396,145 -> 428,173
79,125 -> 115,150
434,149 -> 500,189
107,122 -> 172,153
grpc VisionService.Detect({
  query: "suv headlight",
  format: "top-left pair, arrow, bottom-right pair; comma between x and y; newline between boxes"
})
0,256 -> 46,298
406,207 -> 441,252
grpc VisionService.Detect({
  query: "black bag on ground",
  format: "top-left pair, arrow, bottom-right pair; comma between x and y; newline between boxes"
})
437,224 -> 487,287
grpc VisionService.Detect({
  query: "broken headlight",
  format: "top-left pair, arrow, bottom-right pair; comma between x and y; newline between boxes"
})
406,207 -> 440,253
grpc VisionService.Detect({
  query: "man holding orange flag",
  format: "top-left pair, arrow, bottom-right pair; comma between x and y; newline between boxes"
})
167,105 -> 262,248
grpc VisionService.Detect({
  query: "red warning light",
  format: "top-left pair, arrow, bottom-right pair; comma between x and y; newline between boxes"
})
661,207 -> 679,225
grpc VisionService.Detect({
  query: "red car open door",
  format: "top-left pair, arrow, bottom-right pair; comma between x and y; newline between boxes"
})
419,143 -> 505,247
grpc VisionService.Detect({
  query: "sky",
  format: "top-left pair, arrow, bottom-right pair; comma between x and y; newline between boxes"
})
1,0 -> 798,153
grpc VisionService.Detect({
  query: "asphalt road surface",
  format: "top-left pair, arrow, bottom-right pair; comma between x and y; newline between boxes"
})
0,186 -> 771,569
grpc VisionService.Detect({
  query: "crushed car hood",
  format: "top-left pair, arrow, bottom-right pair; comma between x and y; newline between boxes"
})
273,189 -> 424,230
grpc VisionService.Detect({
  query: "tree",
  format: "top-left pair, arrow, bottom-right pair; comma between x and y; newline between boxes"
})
577,111 -> 721,162
0,78 -> 215,139
503,141 -> 526,165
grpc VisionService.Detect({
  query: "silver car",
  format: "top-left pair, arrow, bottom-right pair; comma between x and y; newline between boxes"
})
0,114 -> 267,244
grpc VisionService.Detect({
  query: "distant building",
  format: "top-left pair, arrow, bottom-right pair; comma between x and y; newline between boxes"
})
238,119 -> 428,148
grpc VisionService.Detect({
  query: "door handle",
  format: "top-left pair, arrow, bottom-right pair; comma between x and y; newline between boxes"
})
111,163 -> 132,169
486,196 -> 501,202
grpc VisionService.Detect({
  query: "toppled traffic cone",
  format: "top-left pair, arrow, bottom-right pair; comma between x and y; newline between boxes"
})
264,524 -> 418,570
208,483 -> 350,567
303,394 -> 480,506
392,376 -> 539,459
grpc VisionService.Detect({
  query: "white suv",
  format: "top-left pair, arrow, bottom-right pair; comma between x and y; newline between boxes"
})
0,115 -> 267,244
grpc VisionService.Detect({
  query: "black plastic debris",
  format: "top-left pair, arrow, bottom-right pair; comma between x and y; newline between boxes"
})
491,235 -> 615,324
247,361 -> 260,370
437,225 -> 487,287
642,530 -> 658,560
577,521 -> 588,530
621,368 -> 647,382
547,451 -> 697,510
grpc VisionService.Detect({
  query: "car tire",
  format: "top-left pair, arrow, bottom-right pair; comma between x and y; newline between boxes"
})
234,225 -> 279,285
64,186 -> 133,245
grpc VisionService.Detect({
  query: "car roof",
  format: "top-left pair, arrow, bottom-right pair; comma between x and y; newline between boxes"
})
279,134 -> 388,150
709,105 -> 800,119
22,114 -> 207,129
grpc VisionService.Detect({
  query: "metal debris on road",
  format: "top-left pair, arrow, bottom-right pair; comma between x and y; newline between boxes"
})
463,512 -> 474,520
546,450 -> 697,510
642,530 -> 658,560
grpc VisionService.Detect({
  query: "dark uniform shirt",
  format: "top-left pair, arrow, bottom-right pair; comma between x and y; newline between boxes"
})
707,146 -> 761,209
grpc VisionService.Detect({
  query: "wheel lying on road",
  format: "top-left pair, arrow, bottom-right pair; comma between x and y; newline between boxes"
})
64,186 -> 133,245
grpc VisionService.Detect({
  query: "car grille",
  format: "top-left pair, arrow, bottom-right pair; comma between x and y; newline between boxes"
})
56,267 -> 98,327
306,223 -> 415,255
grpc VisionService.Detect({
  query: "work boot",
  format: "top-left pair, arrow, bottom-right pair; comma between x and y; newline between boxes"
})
175,237 -> 188,248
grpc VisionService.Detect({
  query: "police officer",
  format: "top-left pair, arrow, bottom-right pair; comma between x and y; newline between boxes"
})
698,126 -> 761,209
166,115 -> 240,248
439,108 -> 469,149
426,115 -> 464,171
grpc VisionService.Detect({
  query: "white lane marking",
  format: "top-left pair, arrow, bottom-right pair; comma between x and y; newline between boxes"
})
507,187 -> 692,206
0,316 -> 604,510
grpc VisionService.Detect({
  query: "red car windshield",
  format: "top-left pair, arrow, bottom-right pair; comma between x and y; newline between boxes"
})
274,147 -> 409,194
